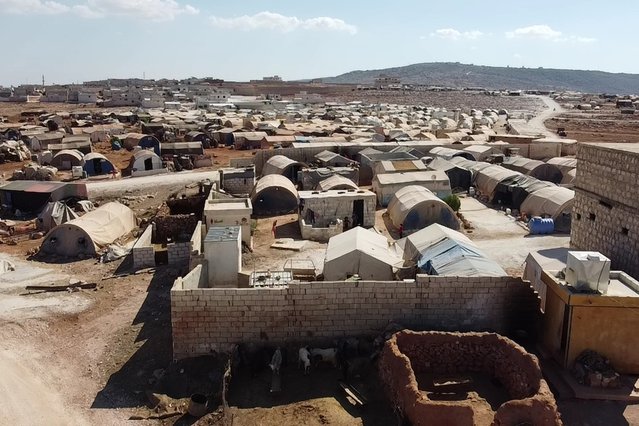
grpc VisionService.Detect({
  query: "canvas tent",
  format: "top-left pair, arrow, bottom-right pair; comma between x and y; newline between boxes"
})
316,174 -> 358,191
315,150 -> 354,167
250,175 -> 299,217
128,149 -> 164,175
473,165 -> 522,201
372,171 -> 451,206
520,186 -> 574,232
323,227 -> 404,281
83,152 -> 115,176
262,155 -> 304,183
387,185 -> 459,234
36,201 -> 78,232
429,146 -> 475,161
502,157 -> 563,184
399,224 -> 506,277
40,202 -> 136,257
427,157 -> 472,190
50,149 -> 84,170
493,175 -> 556,210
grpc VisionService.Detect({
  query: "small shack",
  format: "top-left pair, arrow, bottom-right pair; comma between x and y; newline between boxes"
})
0,181 -> 87,213
250,175 -> 299,217
323,227 -> 404,281
50,149 -> 84,170
372,171 -> 451,207
387,185 -> 459,234
40,202 -> 136,257
232,131 -> 268,150
83,152 -> 115,176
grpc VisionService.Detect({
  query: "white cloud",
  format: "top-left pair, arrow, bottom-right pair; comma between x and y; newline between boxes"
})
0,0 -> 69,14
430,28 -> 483,40
0,0 -> 198,21
210,11 -> 357,34
506,25 -> 596,43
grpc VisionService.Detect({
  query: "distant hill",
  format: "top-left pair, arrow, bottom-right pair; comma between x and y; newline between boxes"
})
321,62 -> 639,94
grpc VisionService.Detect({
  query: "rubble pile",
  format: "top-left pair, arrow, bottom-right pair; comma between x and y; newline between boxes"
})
572,349 -> 621,388
0,140 -> 31,163
12,162 -> 58,181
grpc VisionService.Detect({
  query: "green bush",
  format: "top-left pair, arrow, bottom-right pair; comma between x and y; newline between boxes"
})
444,194 -> 461,212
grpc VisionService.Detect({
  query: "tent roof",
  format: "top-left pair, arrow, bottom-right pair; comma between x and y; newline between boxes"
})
474,165 -> 522,197
387,185 -> 454,226
52,149 -> 84,162
520,186 -> 574,219
84,152 -> 111,162
427,157 -> 464,173
262,155 -> 301,175
325,227 -> 403,267
251,174 -> 299,198
316,174 -> 358,191
374,170 -> 449,185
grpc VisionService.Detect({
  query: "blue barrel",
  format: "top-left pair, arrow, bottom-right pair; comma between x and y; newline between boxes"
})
529,216 -> 554,234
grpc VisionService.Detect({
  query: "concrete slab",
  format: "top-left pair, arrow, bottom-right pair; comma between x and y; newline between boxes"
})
270,238 -> 307,252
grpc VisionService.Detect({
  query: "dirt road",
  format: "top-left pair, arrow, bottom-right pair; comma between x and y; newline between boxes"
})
509,95 -> 563,138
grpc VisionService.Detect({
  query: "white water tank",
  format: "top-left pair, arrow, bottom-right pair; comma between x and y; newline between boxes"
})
565,251 -> 611,294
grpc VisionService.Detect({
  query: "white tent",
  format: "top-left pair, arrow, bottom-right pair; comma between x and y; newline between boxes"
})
40,202 -> 136,257
387,185 -> 459,234
36,201 -> 78,232
473,165 -> 522,200
316,174 -> 358,191
324,227 -> 403,281
520,186 -> 574,231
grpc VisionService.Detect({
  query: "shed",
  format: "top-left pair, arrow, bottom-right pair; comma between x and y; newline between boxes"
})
50,149 -> 84,170
520,186 -> 574,232
426,157 -> 472,190
40,202 -> 136,257
83,152 -> 115,176
323,227 -> 403,281
250,175 -> 299,217
262,155 -> 304,183
387,185 -> 459,234
0,181 -> 87,213
316,174 -> 358,191
502,157 -> 563,184
372,171 -> 451,207
31,132 -> 64,150
400,224 -> 506,277
429,146 -> 475,161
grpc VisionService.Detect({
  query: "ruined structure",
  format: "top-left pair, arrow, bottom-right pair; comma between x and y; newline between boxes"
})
379,330 -> 561,426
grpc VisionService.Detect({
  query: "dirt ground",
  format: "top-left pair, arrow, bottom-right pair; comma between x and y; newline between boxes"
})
545,103 -> 639,143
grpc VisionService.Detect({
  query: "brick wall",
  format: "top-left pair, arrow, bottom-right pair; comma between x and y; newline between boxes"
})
167,221 -> 202,268
171,274 -> 540,359
571,144 -> 639,278
132,225 -> 155,269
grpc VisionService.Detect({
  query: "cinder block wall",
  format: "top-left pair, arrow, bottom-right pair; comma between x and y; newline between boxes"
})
132,225 -> 155,269
171,275 -> 540,359
571,144 -> 639,278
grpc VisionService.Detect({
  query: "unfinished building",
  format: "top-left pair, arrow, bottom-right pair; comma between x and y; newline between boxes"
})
379,331 -> 561,426
571,143 -> 639,279
298,189 -> 376,241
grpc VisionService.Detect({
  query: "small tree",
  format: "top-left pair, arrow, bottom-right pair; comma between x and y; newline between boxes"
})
444,194 -> 461,212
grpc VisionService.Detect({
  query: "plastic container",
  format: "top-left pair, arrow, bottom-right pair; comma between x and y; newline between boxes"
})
468,187 -> 476,196
529,216 -> 554,234
188,394 -> 208,417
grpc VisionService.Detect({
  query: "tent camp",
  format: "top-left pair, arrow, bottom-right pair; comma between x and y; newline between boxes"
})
316,174 -> 358,191
427,157 -> 472,191
83,152 -> 115,176
40,202 -> 136,257
399,224 -> 506,276
36,201 -> 78,232
323,227 -> 404,281
50,149 -> 84,170
546,157 -> 577,184
520,186 -> 574,232
387,185 -> 459,234
502,157 -> 563,184
250,175 -> 299,217
262,155 -> 304,184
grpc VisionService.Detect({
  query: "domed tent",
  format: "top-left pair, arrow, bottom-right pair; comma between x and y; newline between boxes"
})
128,149 -> 164,176
50,149 -> 84,170
261,155 -> 305,184
250,175 -> 299,217
429,146 -> 475,161
520,186 -> 574,232
427,157 -> 472,191
502,157 -> 563,184
36,201 -> 78,232
316,174 -> 358,191
40,202 -> 136,257
473,165 -> 522,201
387,186 -> 459,234
83,152 -> 115,176
123,133 -> 161,155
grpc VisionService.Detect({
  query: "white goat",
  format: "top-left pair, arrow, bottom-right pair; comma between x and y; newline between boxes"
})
298,346 -> 311,375
310,348 -> 338,368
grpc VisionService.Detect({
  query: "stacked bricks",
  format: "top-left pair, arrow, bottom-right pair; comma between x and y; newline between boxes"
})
171,275 -> 540,360
168,242 -> 192,266
132,226 -> 155,269
571,144 -> 639,278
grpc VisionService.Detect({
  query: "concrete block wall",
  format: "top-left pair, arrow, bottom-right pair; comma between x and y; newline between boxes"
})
299,219 -> 342,242
571,144 -> 639,278
222,176 -> 255,195
171,275 -> 540,359
132,225 -> 155,269
168,242 -> 191,266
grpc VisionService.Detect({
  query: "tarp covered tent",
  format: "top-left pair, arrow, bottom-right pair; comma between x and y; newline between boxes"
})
50,149 -> 84,170
250,174 -> 299,217
316,174 -> 358,191
128,149 -> 164,174
372,171 -> 451,207
473,165 -> 522,201
561,168 -> 576,186
123,133 -> 161,155
83,152 -> 115,176
387,185 -> 459,234
36,201 -> 78,232
429,146 -> 475,161
502,157 -> 563,184
323,227 -> 403,281
40,202 -> 136,257
315,150 -> 354,167
546,157 -> 577,174
520,186 -> 574,232
262,155 -> 304,183
493,174 -> 556,210
462,145 -> 502,162
399,224 -> 506,276
427,157 -> 472,190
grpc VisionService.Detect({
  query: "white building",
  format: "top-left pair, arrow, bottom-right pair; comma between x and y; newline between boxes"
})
203,226 -> 241,288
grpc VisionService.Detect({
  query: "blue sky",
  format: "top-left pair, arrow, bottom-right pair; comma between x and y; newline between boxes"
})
0,0 -> 637,86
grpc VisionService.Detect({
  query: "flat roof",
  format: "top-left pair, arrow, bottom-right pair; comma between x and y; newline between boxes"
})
0,181 -> 67,193
582,142 -> 639,155
205,200 -> 251,211
204,226 -> 241,242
